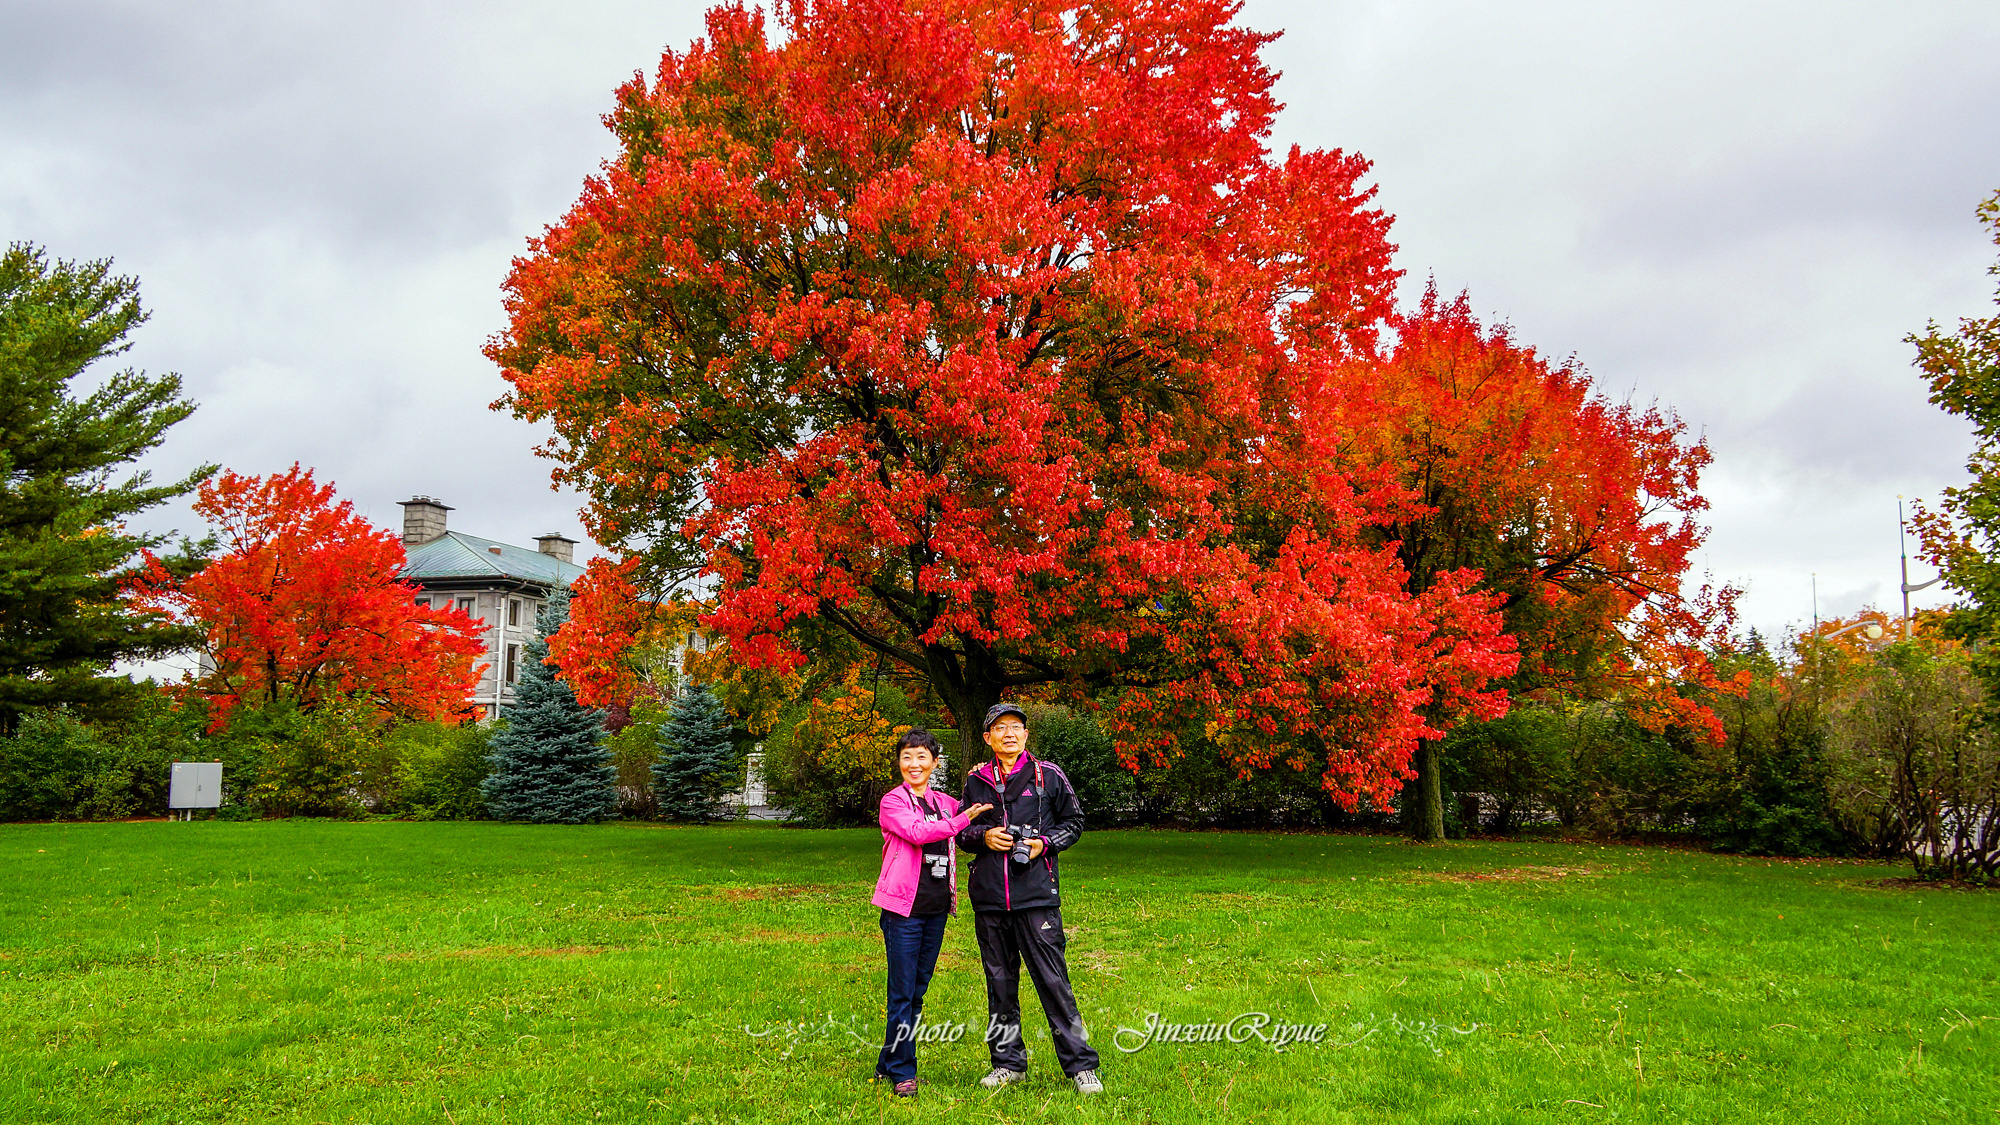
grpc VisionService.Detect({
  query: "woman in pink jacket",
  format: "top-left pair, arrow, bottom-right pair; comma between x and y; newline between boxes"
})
870,729 -> 992,1097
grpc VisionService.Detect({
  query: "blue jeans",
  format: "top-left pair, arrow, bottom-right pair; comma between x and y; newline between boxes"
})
876,908 -> 949,1082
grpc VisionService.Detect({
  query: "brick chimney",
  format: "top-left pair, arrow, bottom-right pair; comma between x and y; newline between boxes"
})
399,497 -> 452,544
535,533 -> 577,564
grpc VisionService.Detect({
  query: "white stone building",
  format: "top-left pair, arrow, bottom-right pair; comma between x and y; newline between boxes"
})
396,497 -> 585,720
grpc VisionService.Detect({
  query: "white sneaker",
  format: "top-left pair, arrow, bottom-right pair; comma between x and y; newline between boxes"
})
979,1067 -> 1026,1088
1072,1069 -> 1103,1095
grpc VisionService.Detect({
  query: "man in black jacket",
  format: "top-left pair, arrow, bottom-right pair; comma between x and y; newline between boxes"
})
956,702 -> 1104,1094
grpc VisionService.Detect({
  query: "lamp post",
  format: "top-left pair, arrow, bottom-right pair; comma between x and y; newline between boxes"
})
1810,617 -> 1886,708
1823,619 -> 1887,644
1898,498 -> 1943,641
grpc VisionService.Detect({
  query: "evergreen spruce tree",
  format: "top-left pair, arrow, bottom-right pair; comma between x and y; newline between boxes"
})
481,588 -> 616,822
0,244 -> 214,735
650,682 -> 737,822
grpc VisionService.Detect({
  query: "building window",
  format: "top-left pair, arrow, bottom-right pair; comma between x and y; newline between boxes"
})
506,644 -> 520,684
457,597 -> 475,616
414,596 -> 429,608
509,599 -> 522,626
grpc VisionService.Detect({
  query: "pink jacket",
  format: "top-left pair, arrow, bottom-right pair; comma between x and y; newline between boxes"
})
871,784 -> 973,917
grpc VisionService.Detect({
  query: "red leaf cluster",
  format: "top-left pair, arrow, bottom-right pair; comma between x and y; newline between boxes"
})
547,555 -> 649,707
131,466 -> 488,727
1359,286 -> 1745,742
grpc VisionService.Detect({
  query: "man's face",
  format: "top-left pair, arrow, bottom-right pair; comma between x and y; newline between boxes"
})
983,717 -> 1028,758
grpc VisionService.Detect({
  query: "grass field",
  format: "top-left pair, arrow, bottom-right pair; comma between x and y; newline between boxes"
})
1,821 -> 1994,1124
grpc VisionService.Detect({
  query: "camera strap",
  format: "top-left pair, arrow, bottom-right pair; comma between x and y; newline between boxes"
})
988,754 -> 1044,831
908,787 -> 951,880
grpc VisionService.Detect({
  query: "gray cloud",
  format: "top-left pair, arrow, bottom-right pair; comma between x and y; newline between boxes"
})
1253,0 -> 2000,629
4,0 -> 1996,647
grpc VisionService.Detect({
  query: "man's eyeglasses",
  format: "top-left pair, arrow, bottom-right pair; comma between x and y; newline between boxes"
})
988,722 -> 1027,734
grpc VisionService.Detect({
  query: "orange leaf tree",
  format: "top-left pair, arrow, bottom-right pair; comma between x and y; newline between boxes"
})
490,0 -> 1519,807
553,556 -> 807,750
132,466 -> 488,726
1909,190 -> 2000,695
1348,286 -> 1744,834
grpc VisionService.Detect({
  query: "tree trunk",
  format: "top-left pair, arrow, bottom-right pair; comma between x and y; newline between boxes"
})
1406,739 -> 1446,843
937,673 -> 999,786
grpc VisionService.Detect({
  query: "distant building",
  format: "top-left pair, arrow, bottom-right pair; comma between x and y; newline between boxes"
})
396,497 -> 585,720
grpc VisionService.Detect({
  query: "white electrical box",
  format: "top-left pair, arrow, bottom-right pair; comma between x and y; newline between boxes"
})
169,762 -> 223,809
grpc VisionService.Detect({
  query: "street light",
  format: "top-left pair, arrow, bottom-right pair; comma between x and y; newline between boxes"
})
1808,617 -> 1887,707
1899,497 -> 1943,641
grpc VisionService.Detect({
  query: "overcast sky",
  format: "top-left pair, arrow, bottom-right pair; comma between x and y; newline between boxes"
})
5,0 -> 1997,654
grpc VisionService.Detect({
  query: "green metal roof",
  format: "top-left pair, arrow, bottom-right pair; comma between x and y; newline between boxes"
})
399,531 -> 585,588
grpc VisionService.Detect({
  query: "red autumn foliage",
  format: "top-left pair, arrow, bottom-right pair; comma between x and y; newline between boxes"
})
131,466 -> 488,726
546,555 -> 650,708
1354,286 -> 1746,742
487,0 -> 1716,805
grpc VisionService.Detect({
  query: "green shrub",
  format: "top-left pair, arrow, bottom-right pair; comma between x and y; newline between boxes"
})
0,709 -> 113,820
100,690 -> 205,815
1700,679 -> 1852,856
605,699 -> 666,819
764,676 -> 933,827
1020,705 -> 1136,827
1108,733 -> 1343,829
0,691 -> 208,820
248,699 -> 378,818
1442,705 -> 1571,832
1828,640 -> 1999,879
762,711 -> 881,828
384,721 -> 492,820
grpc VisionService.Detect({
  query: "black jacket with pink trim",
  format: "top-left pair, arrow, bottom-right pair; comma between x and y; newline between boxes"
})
954,753 -> 1085,913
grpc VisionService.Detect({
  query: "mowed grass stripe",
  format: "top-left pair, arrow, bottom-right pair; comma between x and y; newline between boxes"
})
0,822 -> 1992,1123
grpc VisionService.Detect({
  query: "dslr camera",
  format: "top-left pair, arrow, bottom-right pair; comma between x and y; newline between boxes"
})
1006,823 -> 1041,864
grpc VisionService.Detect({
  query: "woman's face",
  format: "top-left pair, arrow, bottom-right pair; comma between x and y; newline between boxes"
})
898,745 -> 936,787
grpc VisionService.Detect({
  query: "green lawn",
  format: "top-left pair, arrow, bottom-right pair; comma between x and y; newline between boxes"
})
0,821 -> 1993,1123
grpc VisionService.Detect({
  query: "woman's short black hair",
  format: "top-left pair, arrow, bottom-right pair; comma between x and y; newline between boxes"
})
896,728 -> 942,758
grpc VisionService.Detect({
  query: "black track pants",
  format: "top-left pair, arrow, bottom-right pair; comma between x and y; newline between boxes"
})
974,906 -> 1101,1075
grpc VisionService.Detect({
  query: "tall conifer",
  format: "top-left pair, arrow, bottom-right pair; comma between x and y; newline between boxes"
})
0,243 -> 213,734
482,588 -> 616,822
651,682 -> 736,822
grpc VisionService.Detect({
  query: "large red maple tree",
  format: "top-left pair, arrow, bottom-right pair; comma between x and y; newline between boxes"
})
132,466 -> 488,725
490,0 -> 1519,807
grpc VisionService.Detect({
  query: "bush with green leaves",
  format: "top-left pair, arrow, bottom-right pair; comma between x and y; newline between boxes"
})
1017,705 -> 1135,826
1441,704 -> 1572,833
1828,640 -> 1998,879
107,689 -> 206,812
763,676 -> 933,827
384,721 -> 491,820
0,688 -> 207,820
248,699 -> 379,818
1699,676 -> 1851,857
605,698 -> 666,819
0,708 -> 133,820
